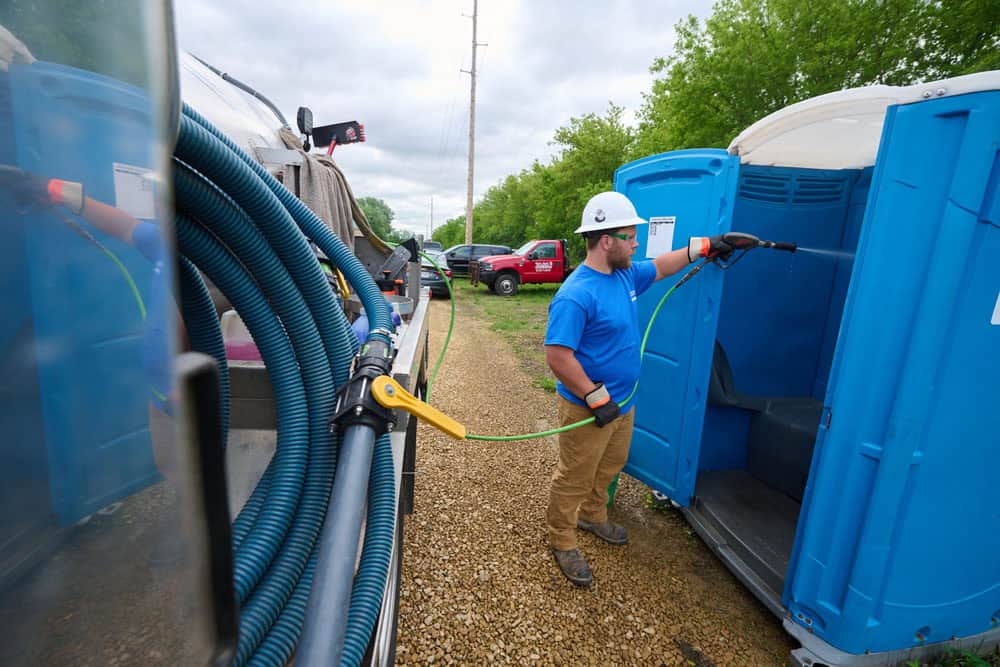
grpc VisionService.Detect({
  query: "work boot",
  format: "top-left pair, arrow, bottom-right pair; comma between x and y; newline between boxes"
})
551,548 -> 593,587
577,518 -> 628,545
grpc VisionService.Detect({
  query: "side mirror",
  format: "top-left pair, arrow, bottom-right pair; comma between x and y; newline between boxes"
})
297,107 -> 314,136
527,252 -> 537,260
297,107 -> 314,151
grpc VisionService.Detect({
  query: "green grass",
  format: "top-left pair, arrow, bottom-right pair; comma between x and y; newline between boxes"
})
533,376 -> 557,393
907,647 -> 1000,667
450,279 -> 559,388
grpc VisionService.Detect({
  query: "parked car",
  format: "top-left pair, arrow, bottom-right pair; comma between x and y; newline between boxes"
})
475,239 -> 573,296
441,243 -> 512,275
422,240 -> 442,252
420,250 -> 453,298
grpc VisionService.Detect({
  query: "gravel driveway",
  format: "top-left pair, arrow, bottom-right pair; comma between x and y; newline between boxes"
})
395,298 -> 794,666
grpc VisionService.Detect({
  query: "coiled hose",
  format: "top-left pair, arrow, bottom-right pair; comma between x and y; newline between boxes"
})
176,255 -> 230,439
173,107 -> 399,666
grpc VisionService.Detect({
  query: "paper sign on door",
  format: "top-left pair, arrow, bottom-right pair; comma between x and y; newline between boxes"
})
113,163 -> 156,220
646,216 -> 676,258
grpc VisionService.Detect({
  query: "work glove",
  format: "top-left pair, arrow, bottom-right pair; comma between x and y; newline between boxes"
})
585,382 -> 620,427
687,235 -> 734,262
721,232 -> 762,251
0,165 -> 85,214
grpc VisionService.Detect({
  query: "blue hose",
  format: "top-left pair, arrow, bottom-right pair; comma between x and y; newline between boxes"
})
251,434 -> 398,667
181,103 -> 394,341
173,160 -> 354,389
175,214 -> 309,603
176,213 -> 334,663
173,154 -> 350,649
174,120 -> 354,384
172,110 -> 400,666
176,255 -> 230,441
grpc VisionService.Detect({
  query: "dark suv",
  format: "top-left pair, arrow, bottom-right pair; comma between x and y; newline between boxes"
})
441,243 -> 512,275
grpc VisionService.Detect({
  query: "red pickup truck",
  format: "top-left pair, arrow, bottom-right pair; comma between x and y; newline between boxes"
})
474,239 -> 573,296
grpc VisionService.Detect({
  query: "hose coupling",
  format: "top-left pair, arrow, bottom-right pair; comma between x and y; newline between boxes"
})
331,340 -> 395,434
367,326 -> 394,341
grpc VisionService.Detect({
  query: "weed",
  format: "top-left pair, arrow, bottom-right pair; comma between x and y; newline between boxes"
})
533,376 -> 557,393
491,320 -> 525,332
905,647 -> 1000,667
643,492 -> 673,514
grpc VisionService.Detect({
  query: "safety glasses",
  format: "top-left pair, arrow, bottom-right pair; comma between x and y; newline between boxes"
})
606,232 -> 636,242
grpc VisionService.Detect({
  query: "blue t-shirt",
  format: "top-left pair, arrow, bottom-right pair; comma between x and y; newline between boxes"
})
545,261 -> 657,411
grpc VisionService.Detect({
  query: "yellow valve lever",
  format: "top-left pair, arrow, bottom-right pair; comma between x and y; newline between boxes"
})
371,376 -> 467,439
334,268 -> 350,298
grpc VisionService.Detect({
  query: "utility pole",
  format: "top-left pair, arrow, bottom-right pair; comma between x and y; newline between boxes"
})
461,0 -> 485,245
429,195 -> 434,239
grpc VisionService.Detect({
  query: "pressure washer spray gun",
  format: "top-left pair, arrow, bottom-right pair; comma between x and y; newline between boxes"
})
677,232 -> 798,288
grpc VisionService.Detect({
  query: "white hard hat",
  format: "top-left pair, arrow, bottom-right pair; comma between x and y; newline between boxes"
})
574,191 -> 648,235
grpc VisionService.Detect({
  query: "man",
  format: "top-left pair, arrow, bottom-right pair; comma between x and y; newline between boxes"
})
544,190 -> 734,587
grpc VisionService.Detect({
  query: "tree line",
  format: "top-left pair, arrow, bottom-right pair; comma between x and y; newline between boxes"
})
430,0 -> 998,262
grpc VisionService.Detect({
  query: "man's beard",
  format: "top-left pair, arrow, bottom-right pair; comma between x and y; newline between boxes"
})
609,251 -> 632,270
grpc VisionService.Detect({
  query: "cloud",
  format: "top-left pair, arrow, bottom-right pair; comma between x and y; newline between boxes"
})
173,0 -> 709,235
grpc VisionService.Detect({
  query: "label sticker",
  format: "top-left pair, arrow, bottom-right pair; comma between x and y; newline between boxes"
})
113,163 -> 156,220
646,216 -> 676,258
992,290 -> 1000,325
536,261 -> 553,272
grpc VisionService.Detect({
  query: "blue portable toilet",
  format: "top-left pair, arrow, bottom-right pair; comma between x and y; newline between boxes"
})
2,60 -> 165,527
617,71 -> 1000,665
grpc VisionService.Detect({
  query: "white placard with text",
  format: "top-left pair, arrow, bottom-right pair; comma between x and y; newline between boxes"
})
113,163 -> 156,220
646,216 -> 676,258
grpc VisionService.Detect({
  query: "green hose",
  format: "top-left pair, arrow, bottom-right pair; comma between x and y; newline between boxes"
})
464,281 -> 680,441
416,250 -> 455,400
54,209 -> 147,320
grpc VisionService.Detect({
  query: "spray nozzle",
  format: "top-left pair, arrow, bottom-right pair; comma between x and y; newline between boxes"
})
721,232 -> 796,253
759,240 -> 797,253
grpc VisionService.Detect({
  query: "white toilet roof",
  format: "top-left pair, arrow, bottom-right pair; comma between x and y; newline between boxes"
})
727,71 -> 1000,170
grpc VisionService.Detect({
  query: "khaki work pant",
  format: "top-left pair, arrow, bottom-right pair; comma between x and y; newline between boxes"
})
547,397 -> 635,551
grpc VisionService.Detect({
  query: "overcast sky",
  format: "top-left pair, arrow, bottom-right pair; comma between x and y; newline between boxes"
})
172,1 -> 710,236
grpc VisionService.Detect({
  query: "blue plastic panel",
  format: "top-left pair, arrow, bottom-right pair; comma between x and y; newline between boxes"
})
0,73 -> 53,575
697,165 -> 868,473
615,149 -> 738,505
811,168 -> 871,400
786,90 -> 1000,653
717,165 -> 862,400
7,62 -> 160,523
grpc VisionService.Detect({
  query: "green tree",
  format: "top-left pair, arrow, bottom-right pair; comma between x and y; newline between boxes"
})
462,103 -> 635,263
357,196 -> 403,243
0,1 -> 149,86
922,0 -> 1000,75
632,0 -> 1000,157
431,217 -> 466,249
543,105 -> 634,259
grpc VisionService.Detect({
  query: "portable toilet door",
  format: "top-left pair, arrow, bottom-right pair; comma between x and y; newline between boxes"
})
779,75 -> 1000,664
7,61 -> 161,524
613,148 -> 739,505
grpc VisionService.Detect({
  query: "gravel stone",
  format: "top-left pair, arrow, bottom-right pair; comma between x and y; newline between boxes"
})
395,298 -> 794,665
